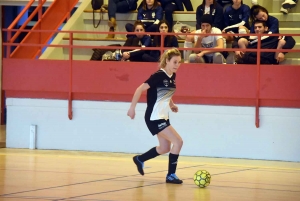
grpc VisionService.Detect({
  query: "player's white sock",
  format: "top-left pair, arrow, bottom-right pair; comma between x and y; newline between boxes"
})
184,41 -> 193,63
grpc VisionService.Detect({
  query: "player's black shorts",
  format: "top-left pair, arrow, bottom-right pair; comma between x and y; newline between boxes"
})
145,118 -> 170,136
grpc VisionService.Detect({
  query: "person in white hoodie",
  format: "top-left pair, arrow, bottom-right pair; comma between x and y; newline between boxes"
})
184,14 -> 226,64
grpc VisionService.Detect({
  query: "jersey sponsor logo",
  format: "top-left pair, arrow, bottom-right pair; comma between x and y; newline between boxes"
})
163,79 -> 169,87
158,122 -> 167,130
143,14 -> 146,17
239,14 -> 242,19
229,15 -> 232,18
152,12 -> 155,18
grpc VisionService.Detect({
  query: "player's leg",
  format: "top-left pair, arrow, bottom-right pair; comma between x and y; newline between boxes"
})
158,125 -> 183,184
133,134 -> 170,176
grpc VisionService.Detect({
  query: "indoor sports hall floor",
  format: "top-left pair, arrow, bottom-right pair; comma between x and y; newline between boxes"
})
0,147 -> 300,201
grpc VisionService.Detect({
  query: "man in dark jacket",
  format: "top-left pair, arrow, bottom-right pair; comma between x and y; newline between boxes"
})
229,20 -> 295,64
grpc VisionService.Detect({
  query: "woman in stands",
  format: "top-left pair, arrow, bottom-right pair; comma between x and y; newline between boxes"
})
222,0 -> 250,42
143,20 -> 179,62
107,0 -> 138,38
195,0 -> 224,30
233,5 -> 295,63
157,0 -> 185,32
127,48 -> 184,184
126,0 -> 163,34
121,21 -> 152,61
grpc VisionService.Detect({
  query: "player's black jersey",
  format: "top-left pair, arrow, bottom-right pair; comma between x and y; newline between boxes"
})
145,69 -> 176,121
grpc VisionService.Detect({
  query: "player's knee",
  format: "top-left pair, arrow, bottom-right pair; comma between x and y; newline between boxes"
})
174,138 -> 183,149
159,146 -> 171,154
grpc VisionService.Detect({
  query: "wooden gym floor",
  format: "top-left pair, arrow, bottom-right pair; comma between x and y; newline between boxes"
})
0,130 -> 300,200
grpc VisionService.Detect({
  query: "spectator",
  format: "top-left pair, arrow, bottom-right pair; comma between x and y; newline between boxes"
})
182,0 -> 194,11
280,0 -> 298,14
121,21 -> 152,61
223,0 -> 250,41
106,0 -> 138,38
184,14 -> 226,64
196,0 -> 224,30
143,20 -> 179,62
125,0 -> 163,34
228,20 -> 295,64
236,5 -> 295,63
158,0 -> 184,32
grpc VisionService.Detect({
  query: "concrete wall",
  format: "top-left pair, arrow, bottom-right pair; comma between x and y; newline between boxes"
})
6,98 -> 300,162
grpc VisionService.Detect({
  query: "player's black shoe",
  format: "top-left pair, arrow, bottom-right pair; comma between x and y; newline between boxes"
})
133,155 -> 144,175
166,173 -> 183,184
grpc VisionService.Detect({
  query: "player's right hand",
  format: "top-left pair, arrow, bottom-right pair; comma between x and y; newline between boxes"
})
127,108 -> 135,119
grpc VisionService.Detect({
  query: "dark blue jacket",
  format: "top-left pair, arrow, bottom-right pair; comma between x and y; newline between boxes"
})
250,15 -> 279,33
157,0 -> 184,11
196,3 -> 224,30
137,6 -> 163,29
223,4 -> 250,33
129,35 -> 152,57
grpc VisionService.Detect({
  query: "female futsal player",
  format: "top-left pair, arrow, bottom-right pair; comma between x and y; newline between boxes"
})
127,48 -> 183,184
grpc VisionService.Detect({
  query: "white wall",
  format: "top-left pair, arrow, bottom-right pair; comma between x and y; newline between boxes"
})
6,98 -> 300,162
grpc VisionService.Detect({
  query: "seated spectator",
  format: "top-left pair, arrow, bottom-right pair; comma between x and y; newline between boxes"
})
280,0 -> 298,14
222,0 -> 250,42
184,14 -> 226,64
142,20 -> 179,62
217,0 -> 233,10
121,21 -> 152,61
182,0 -> 194,11
107,0 -> 138,38
236,5 -> 295,62
125,0 -> 163,34
196,0 -> 224,30
228,20 -> 295,64
158,0 -> 184,32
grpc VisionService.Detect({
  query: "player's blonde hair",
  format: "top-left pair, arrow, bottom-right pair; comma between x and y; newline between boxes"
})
159,48 -> 181,68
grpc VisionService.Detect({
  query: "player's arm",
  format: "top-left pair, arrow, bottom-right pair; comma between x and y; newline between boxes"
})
169,99 -> 178,113
198,38 -> 224,57
127,83 -> 150,119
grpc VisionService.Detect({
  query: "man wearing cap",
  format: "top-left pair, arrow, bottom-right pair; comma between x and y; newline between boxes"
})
184,14 -> 226,64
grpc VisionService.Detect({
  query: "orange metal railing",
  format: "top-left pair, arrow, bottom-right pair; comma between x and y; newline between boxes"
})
7,0 -> 79,59
2,29 -> 300,125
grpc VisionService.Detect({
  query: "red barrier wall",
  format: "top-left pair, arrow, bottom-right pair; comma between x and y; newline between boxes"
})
3,59 -> 300,108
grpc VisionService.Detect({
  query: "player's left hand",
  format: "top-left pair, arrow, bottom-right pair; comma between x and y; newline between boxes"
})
170,105 -> 178,113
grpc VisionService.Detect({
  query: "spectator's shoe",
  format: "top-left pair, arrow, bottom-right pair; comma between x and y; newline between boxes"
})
166,173 -> 183,184
280,7 -> 289,14
282,0 -> 297,9
106,27 -> 115,38
133,156 -> 144,176
251,0 -> 258,5
226,53 -> 236,64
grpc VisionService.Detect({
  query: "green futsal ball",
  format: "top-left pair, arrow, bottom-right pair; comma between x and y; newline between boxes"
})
194,170 -> 211,188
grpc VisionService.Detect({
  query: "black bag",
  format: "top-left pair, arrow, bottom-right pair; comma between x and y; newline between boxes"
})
91,0 -> 104,28
91,0 -> 103,10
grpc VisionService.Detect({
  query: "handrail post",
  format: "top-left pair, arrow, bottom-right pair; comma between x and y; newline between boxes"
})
255,34 -> 261,128
68,32 -> 73,120
6,31 -> 11,58
160,32 -> 164,57
38,0 -> 43,58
